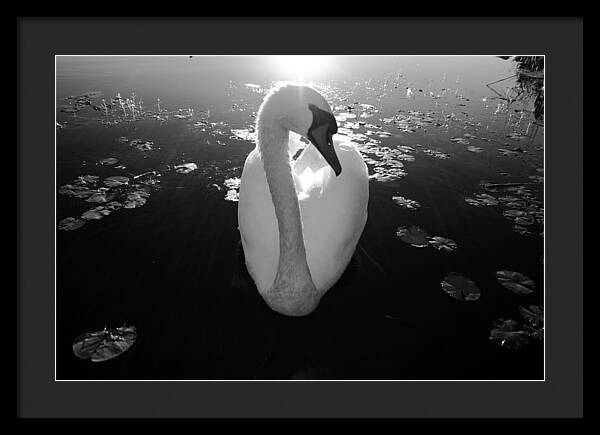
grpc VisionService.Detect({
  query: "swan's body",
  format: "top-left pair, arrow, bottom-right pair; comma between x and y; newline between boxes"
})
238,84 -> 369,316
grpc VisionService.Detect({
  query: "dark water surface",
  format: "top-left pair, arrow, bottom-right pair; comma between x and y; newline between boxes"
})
56,56 -> 544,380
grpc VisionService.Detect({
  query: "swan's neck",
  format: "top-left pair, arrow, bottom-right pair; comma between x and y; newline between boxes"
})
256,119 -> 317,314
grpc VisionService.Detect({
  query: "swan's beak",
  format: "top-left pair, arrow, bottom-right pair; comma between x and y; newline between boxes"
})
307,104 -> 342,176
308,125 -> 342,176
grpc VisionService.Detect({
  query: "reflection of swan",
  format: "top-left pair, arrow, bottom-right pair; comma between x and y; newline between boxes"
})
238,84 -> 369,316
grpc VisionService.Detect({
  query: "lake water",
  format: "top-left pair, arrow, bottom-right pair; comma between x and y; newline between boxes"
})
56,56 -> 544,380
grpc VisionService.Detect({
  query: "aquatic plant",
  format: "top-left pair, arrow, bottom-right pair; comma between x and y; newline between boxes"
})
429,236 -> 458,252
72,324 -> 137,362
396,226 -> 430,247
440,272 -> 480,301
489,319 -> 531,349
496,270 -> 536,295
392,196 -> 420,210
58,217 -> 86,231
174,163 -> 198,174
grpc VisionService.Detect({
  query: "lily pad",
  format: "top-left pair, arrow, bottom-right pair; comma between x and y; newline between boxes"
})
518,304 -> 543,326
85,191 -> 111,203
440,272 -> 481,301
396,225 -> 430,247
503,209 -> 526,218
224,177 -> 241,189
422,149 -> 450,159
429,236 -> 458,252
450,137 -> 470,145
467,146 -> 483,153
512,225 -> 532,236
130,139 -> 155,151
78,175 -> 99,184
58,217 -> 86,231
496,270 -> 535,294
489,319 -> 530,349
230,128 -> 256,142
514,215 -> 535,226
123,191 -> 149,209
99,157 -> 119,166
507,132 -> 527,140
392,196 -> 420,210
174,163 -> 198,174
465,193 -> 499,207
81,206 -> 112,220
103,176 -> 130,187
72,325 -> 137,362
224,189 -> 239,202
498,148 -> 520,157
474,193 -> 499,206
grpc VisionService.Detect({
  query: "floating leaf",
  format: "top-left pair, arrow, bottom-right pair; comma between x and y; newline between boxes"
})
489,319 -> 530,349
498,148 -> 520,157
518,304 -> 543,326
429,236 -> 458,252
85,191 -> 109,203
496,270 -> 535,294
503,209 -> 528,221
174,163 -> 198,174
507,132 -> 527,140
467,146 -> 483,153
130,139 -> 155,151
422,149 -> 450,159
465,193 -> 499,207
396,225 -> 430,247
81,206 -> 111,220
450,137 -> 470,145
474,193 -> 499,206
514,215 -> 535,226
123,191 -> 149,209
58,217 -> 86,231
59,184 -> 95,198
224,189 -> 239,202
72,325 -> 137,362
104,201 -> 123,211
392,196 -> 420,210
103,176 -> 130,187
230,128 -> 256,142
224,177 -> 241,189
440,272 -> 481,301
78,175 -> 99,184
99,157 -> 119,166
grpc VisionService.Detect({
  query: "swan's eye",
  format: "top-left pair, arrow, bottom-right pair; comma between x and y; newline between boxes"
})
308,103 -> 337,136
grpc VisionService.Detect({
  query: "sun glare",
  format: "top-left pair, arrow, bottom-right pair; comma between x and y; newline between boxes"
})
268,56 -> 332,81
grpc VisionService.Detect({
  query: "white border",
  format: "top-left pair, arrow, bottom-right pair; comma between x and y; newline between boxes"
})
54,55 -> 545,382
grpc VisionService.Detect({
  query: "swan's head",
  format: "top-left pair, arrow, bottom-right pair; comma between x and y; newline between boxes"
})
259,84 -> 342,176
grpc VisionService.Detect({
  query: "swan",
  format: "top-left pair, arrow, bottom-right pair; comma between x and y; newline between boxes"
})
238,84 -> 369,317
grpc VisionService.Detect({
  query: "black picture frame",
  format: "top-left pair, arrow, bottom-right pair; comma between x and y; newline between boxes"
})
17,17 -> 583,418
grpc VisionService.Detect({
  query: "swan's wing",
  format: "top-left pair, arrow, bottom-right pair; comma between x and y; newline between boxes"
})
298,141 -> 369,292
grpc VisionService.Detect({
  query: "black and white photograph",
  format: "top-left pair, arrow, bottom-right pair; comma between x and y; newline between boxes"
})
55,54 -> 546,381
